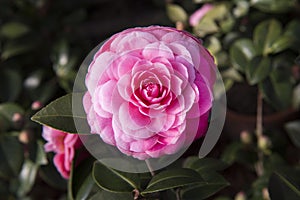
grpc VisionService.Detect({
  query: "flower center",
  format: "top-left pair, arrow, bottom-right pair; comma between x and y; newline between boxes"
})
142,82 -> 160,99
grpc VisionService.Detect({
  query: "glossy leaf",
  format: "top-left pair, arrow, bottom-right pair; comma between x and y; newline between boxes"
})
28,140 -> 47,166
93,161 -> 140,193
269,171 -> 300,200
221,142 -> 243,165
246,56 -> 272,85
0,136 -> 24,178
39,160 -> 67,190
31,93 -> 89,134
253,19 -> 282,55
88,190 -> 133,200
17,159 -> 38,197
0,69 -> 22,102
1,41 -> 35,60
166,4 -> 187,23
186,158 -> 228,172
230,38 -> 256,72
0,22 -> 30,39
141,168 -> 204,195
251,0 -> 295,13
284,20 -> 300,51
285,120 -> 300,148
69,157 -> 95,200
181,172 -> 229,200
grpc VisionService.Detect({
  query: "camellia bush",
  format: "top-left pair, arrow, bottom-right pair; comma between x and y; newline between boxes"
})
0,0 -> 299,200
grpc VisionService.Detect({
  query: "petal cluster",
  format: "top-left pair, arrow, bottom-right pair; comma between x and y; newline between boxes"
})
83,26 -> 216,160
42,126 -> 82,178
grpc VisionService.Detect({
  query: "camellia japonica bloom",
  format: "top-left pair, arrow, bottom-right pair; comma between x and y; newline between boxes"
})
43,126 -> 82,178
83,26 -> 216,160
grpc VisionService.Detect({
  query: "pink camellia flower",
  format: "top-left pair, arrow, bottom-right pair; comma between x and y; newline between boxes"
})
42,126 -> 82,179
189,4 -> 214,27
83,26 -> 216,160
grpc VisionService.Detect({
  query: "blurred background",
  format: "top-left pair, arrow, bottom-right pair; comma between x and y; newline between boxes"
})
0,0 -> 299,199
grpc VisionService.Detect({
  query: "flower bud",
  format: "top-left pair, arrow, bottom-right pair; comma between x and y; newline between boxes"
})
19,130 -> 31,144
234,191 -> 246,200
262,188 -> 270,200
12,113 -> 23,123
240,130 -> 252,145
258,135 -> 271,151
31,101 -> 43,110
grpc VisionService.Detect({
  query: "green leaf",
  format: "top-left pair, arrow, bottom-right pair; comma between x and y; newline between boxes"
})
1,41 -> 35,60
166,4 -> 188,23
69,157 -> 95,200
229,38 -> 256,72
253,19 -> 282,55
221,142 -> 243,165
31,93 -> 89,134
141,168 -> 204,195
181,172 -> 229,200
269,171 -> 300,200
285,120 -> 300,148
0,69 -> 22,102
0,136 -> 24,178
246,56 -> 272,85
269,35 -> 293,54
259,75 -> 292,110
0,22 -> 30,39
187,158 -> 228,173
39,157 -> 67,190
28,140 -> 47,166
93,161 -> 140,193
88,190 -> 133,200
17,159 -> 38,197
251,0 -> 295,13
284,20 -> 300,51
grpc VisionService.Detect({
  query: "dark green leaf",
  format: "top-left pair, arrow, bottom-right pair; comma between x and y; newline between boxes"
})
17,159 -> 38,197
221,142 -> 243,165
230,39 -> 256,71
0,136 -> 24,178
269,35 -> 293,54
69,157 -> 95,200
251,0 -> 295,13
39,157 -> 67,190
269,171 -> 300,200
246,56 -> 272,85
93,161 -> 140,193
31,93 -> 89,134
0,69 -> 22,102
188,158 -> 228,173
0,22 -> 30,39
141,168 -> 204,195
88,190 -> 133,200
284,20 -> 300,51
28,140 -> 47,166
253,19 -> 282,55
259,76 -> 292,110
285,120 -> 300,148
181,172 -> 229,200
1,41 -> 35,59
166,4 -> 188,23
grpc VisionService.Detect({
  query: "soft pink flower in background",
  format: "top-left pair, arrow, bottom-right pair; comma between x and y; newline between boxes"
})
189,4 -> 214,27
42,126 -> 82,179
83,26 -> 216,160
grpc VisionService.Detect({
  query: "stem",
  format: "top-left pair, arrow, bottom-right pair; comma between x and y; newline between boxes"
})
256,90 -> 264,176
176,189 -> 182,200
145,159 -> 155,176
256,90 -> 263,138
